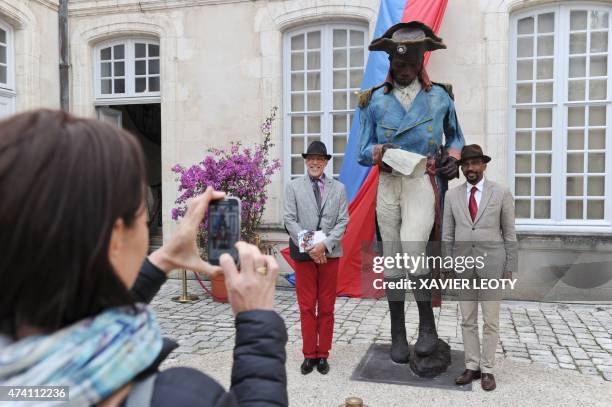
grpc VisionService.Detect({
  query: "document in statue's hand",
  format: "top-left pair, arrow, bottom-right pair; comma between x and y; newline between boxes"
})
382,148 -> 426,177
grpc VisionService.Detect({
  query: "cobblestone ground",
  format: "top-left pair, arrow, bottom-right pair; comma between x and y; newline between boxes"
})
151,280 -> 612,382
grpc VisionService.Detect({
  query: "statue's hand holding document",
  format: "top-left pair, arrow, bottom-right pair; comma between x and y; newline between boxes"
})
382,148 -> 427,177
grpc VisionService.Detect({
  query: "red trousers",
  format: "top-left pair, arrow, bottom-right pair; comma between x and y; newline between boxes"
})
294,258 -> 339,359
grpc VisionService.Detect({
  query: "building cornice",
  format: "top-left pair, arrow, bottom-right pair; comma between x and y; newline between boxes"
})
33,0 -> 59,12
68,0 -> 252,17
0,0 -> 35,28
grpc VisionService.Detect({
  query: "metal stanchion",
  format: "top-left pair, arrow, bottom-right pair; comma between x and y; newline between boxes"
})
171,269 -> 200,303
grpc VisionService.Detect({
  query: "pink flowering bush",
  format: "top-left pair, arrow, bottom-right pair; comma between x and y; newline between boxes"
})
172,107 -> 281,244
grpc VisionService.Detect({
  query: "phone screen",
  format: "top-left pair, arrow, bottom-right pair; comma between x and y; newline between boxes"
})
207,198 -> 240,265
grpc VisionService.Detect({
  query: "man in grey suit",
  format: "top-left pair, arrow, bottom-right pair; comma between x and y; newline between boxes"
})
442,144 -> 517,391
284,141 -> 349,376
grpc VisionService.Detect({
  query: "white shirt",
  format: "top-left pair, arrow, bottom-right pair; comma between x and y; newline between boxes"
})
393,79 -> 422,111
466,178 -> 484,207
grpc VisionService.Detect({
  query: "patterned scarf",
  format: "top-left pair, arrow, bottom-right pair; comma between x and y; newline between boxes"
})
0,304 -> 163,406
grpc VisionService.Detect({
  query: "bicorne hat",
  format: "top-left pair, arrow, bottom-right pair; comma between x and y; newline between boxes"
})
368,21 -> 446,58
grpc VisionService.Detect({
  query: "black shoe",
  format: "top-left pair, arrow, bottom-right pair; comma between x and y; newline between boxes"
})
317,358 -> 330,375
300,358 -> 317,375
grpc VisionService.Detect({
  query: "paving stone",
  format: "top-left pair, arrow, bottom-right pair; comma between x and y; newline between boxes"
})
531,355 -> 557,364
504,346 -> 527,353
525,343 -> 550,350
506,351 -> 529,358
556,355 -> 575,364
558,338 -> 579,347
559,363 -> 577,370
575,359 -> 594,367
579,366 -> 600,375
538,337 -> 559,345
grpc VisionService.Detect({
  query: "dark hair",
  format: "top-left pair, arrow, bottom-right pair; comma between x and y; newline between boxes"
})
0,109 -> 146,336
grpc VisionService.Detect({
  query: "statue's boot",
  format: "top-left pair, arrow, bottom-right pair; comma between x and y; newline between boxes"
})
388,300 -> 410,363
386,278 -> 409,363
412,275 -> 439,357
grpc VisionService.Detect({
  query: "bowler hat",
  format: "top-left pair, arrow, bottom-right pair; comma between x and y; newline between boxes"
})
459,144 -> 491,164
302,141 -> 331,160
368,21 -> 446,58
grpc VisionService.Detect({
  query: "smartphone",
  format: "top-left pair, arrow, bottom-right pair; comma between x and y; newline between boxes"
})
207,197 -> 241,265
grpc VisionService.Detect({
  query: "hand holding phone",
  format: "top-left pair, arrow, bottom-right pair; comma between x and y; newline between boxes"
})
148,186 -> 225,276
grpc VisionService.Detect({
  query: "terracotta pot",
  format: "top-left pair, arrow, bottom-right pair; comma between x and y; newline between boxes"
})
210,273 -> 229,303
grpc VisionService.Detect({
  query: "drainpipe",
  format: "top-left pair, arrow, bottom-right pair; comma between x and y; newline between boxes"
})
59,0 -> 69,111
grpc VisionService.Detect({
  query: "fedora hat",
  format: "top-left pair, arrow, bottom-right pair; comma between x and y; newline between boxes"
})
368,21 -> 446,58
302,140 -> 331,160
459,144 -> 491,164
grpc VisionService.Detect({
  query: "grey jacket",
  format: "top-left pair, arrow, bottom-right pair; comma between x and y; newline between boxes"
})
283,176 -> 349,258
442,179 -> 517,277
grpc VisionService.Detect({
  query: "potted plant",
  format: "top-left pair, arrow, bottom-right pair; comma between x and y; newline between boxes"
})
171,107 -> 281,301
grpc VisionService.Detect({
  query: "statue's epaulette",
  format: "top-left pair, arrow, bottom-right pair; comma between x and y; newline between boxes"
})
432,82 -> 454,100
358,83 -> 387,108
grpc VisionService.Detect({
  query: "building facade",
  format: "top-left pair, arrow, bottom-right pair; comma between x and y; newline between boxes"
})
0,0 -> 60,114
3,0 -> 612,297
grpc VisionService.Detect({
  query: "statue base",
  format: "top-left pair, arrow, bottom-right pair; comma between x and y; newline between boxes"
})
350,343 -> 470,391
409,339 -> 452,378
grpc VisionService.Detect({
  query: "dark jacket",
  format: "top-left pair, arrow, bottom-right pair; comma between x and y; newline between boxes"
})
119,259 -> 288,406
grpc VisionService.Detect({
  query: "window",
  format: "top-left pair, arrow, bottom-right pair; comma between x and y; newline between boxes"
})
0,19 -> 15,118
510,5 -> 611,228
95,39 -> 160,99
284,23 -> 367,180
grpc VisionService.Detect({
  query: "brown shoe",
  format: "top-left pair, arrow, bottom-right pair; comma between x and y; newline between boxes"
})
481,373 -> 496,391
455,369 -> 481,385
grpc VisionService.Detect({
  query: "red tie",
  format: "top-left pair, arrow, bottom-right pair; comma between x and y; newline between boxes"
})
469,186 -> 478,222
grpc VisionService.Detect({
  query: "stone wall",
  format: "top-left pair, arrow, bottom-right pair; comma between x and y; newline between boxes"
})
0,0 -> 60,111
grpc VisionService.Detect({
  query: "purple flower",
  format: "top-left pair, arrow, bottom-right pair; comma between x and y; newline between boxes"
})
171,106 -> 281,243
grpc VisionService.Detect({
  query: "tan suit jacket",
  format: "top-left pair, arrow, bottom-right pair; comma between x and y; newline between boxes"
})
442,179 -> 517,278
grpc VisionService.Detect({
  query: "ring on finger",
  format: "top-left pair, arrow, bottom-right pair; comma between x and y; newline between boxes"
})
255,265 -> 268,276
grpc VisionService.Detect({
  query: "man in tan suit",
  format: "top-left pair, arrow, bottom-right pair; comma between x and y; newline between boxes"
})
442,144 -> 517,391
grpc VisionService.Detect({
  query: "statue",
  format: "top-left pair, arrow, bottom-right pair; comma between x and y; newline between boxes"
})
357,21 -> 465,377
